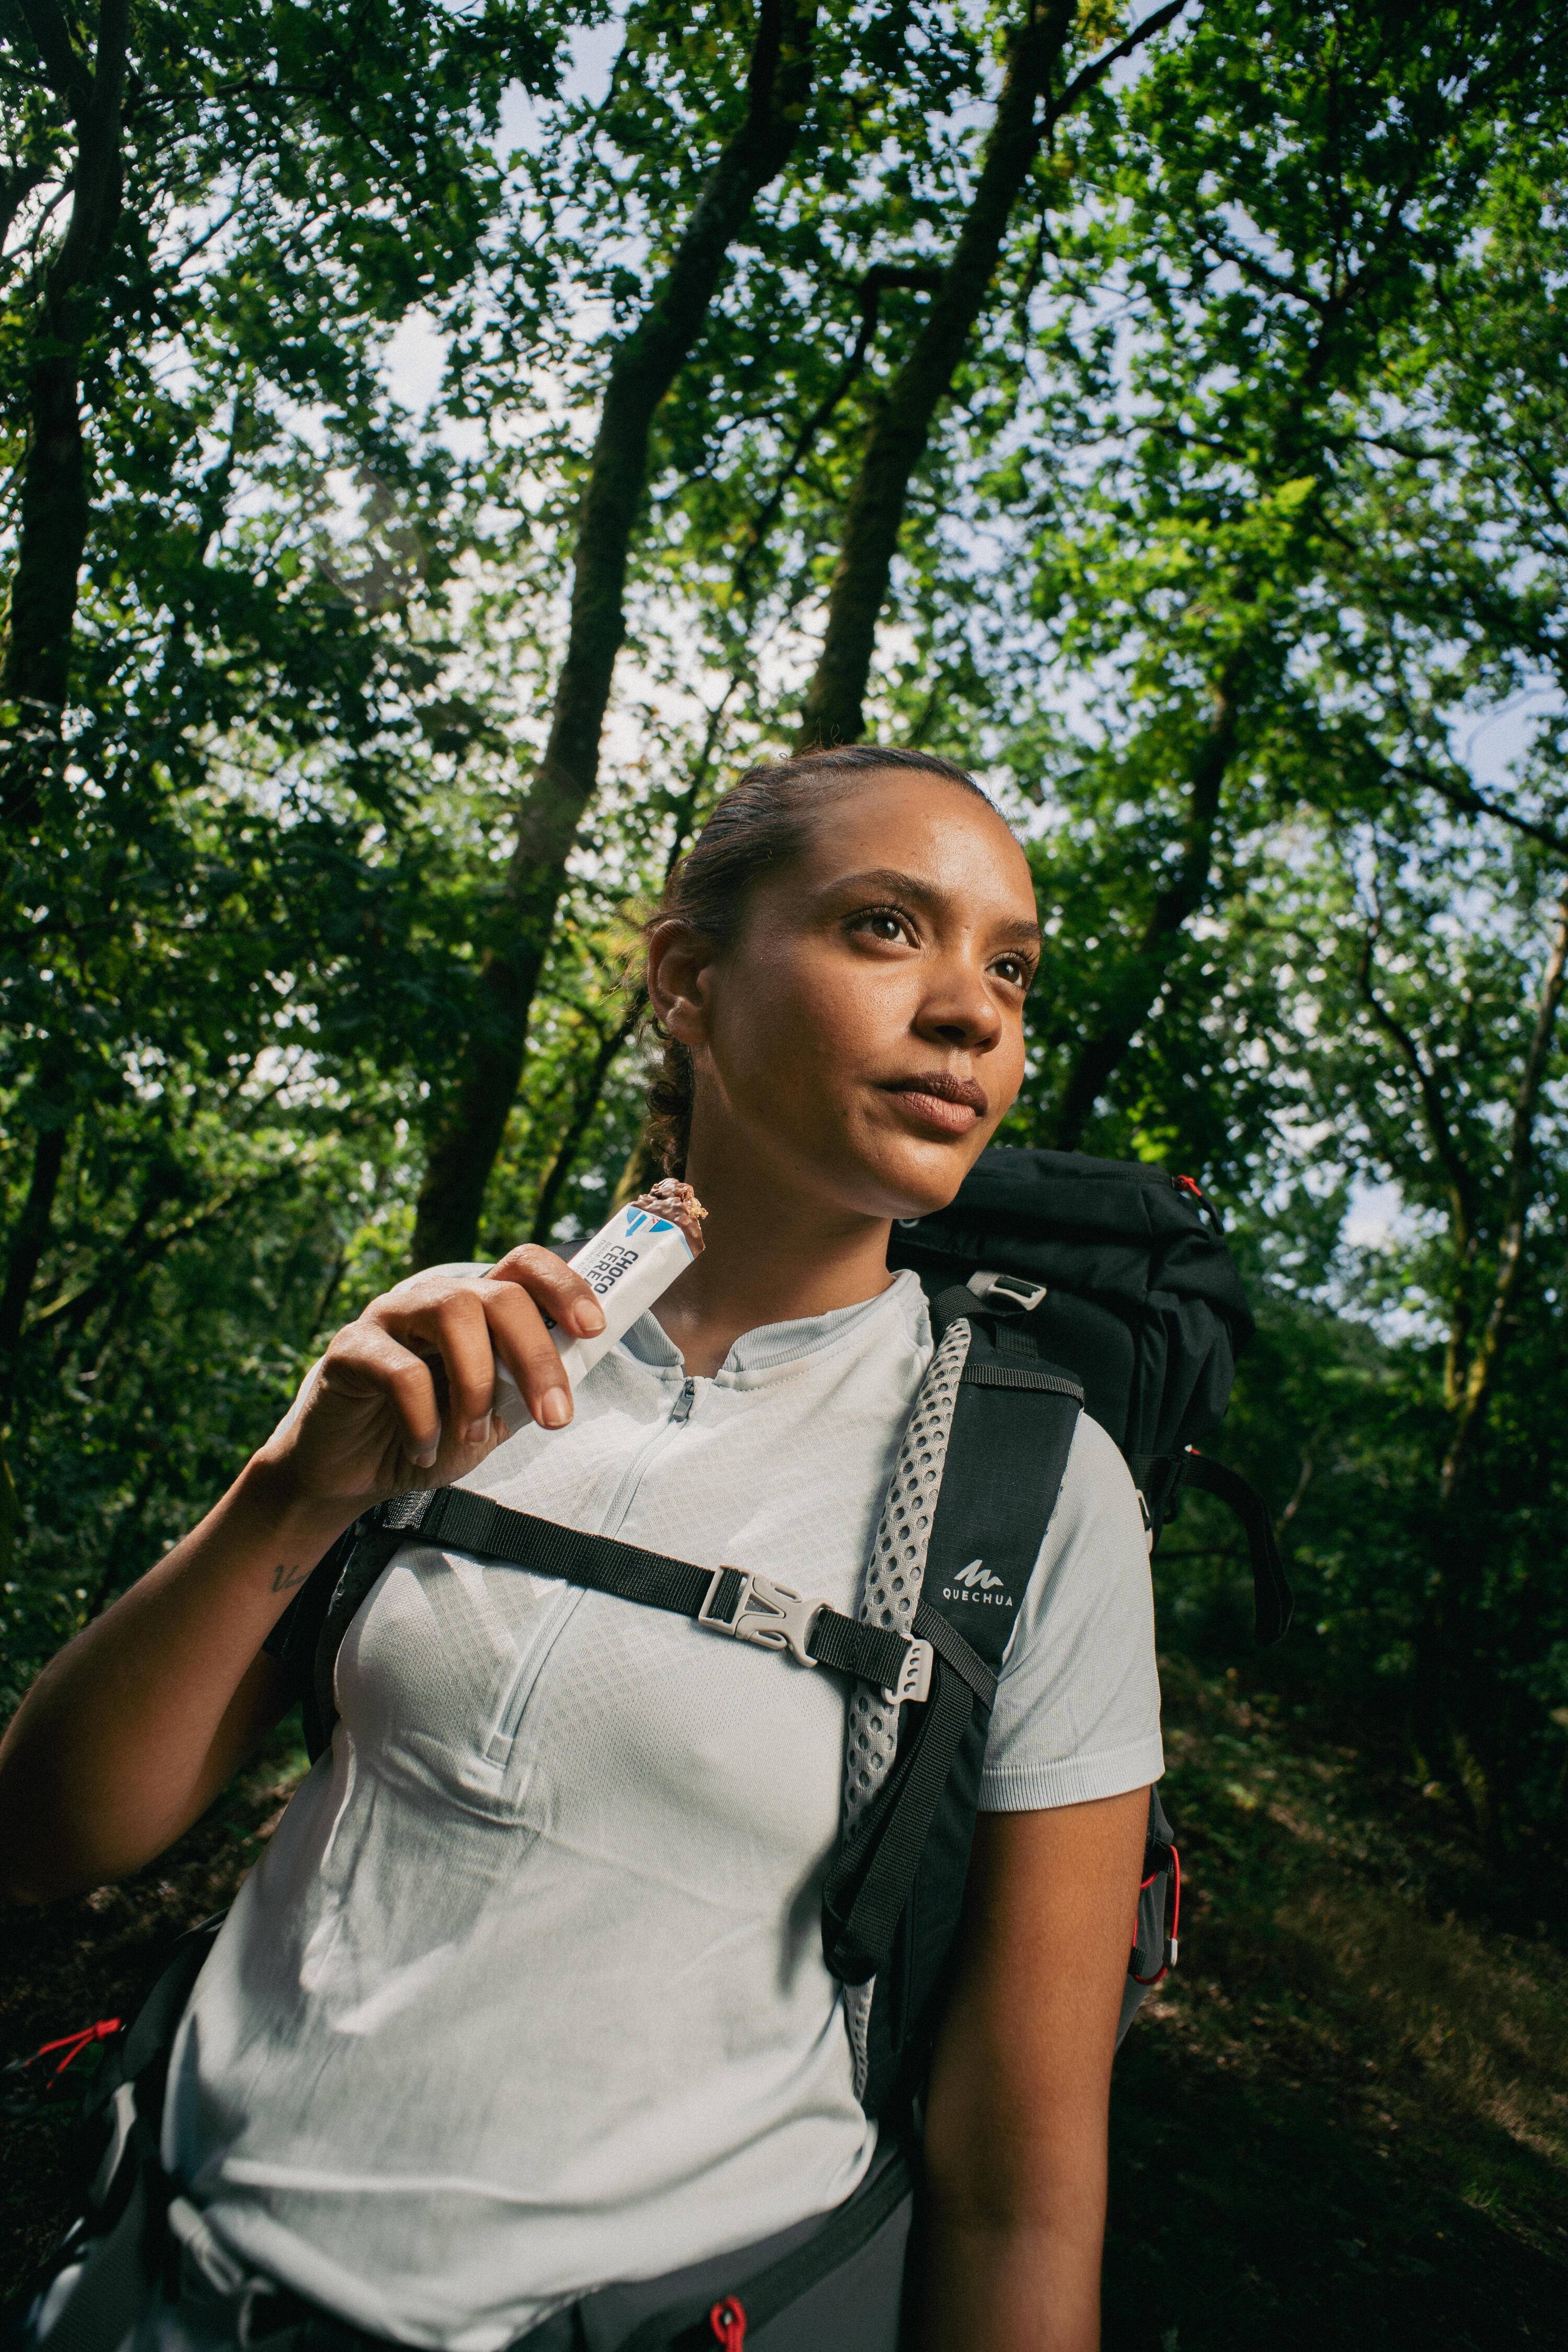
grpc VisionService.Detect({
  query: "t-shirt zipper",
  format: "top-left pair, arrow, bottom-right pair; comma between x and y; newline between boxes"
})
594,1371 -> 701,1539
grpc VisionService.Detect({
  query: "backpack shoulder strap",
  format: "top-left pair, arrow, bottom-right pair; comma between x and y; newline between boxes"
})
838,1289 -> 1083,2120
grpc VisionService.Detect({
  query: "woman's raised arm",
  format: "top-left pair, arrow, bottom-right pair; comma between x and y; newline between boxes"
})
0,1248 -> 605,1904
918,1785 -> 1149,2352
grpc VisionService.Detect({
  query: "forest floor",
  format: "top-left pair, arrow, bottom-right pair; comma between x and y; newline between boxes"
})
1105,1655 -> 1568,2350
4,1664 -> 1567,2343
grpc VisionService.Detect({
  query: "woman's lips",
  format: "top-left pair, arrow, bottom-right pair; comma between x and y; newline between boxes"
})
878,1073 -> 987,1135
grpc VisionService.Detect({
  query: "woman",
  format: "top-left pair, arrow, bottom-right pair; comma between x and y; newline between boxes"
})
0,747 -> 1161,2351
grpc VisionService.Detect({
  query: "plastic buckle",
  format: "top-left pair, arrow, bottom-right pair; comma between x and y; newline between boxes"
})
699,1569 -> 823,1668
966,1269 -> 1048,1315
882,1638 -> 934,1707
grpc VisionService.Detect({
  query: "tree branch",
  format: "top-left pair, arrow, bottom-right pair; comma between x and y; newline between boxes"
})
1354,911 -> 1483,1408
527,992 -> 648,1247
0,1112 -> 67,1407
1050,665 -> 1239,1149
1354,918 -> 1478,1247
28,1162 -> 299,1344
731,262 -> 944,610
1046,0 -> 1187,123
13,0 -> 93,116
1379,746 -> 1568,863
795,0 -> 1085,749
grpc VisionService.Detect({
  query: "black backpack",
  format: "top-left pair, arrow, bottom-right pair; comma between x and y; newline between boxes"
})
889,1145 -> 1291,1643
838,1144 -> 1290,2116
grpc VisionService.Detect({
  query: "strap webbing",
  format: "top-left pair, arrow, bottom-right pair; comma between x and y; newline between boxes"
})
960,1358 -> 1084,1397
1178,1451 -> 1294,1645
821,1600 -> 990,1986
613,2140 -> 915,2352
374,1485 -> 922,1696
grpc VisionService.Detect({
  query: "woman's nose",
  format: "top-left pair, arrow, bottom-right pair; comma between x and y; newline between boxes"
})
915,958 -> 1002,1051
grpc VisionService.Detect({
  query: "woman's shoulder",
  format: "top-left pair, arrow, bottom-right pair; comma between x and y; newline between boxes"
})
1055,1409 -> 1143,1532
979,1405 -> 1163,1808
1022,1409 -> 1153,1643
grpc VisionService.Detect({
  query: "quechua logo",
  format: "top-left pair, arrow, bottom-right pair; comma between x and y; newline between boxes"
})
942,1559 -> 1011,1607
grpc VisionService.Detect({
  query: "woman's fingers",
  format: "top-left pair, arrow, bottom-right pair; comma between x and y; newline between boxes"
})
361,1283 -> 507,1445
486,1244 -> 605,1340
318,1321 -> 444,1469
362,1251 -> 606,1438
282,1254 -> 605,1508
476,1280 -> 583,1430
479,1248 -> 606,1431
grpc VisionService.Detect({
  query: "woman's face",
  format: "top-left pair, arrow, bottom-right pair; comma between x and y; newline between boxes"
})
659,773 -> 1041,1223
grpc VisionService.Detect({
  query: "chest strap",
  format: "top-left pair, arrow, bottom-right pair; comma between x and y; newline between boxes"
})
371,1484 -> 996,1715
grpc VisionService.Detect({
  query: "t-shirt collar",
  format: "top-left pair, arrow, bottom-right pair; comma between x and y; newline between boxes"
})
619,1267 -> 929,1379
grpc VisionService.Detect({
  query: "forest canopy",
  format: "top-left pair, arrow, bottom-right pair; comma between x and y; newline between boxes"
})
2,0 -> 1567,1863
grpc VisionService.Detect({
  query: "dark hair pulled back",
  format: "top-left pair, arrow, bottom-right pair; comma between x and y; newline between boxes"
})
643,744 -> 990,1177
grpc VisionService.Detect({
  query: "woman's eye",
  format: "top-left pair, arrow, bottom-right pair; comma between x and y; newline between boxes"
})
856,909 -> 909,944
993,955 -> 1033,989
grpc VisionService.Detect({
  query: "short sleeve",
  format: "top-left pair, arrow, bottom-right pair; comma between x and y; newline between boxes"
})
977,1412 -> 1163,1812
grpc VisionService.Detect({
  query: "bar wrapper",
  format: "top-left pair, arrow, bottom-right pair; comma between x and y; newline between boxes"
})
491,1179 -> 706,1429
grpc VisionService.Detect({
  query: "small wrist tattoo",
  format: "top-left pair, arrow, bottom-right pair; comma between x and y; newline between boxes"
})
271,1563 -> 309,1593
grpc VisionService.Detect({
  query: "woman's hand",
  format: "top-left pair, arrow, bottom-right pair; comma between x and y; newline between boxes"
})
0,1245 -> 607,1904
257,1246 -> 607,1516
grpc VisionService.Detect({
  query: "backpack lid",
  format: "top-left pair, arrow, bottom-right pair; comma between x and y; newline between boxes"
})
891,1145 -> 1255,1348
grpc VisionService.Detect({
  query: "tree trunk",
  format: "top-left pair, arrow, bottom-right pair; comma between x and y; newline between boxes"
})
1439,883 -> 1568,1504
1050,673 -> 1239,1150
410,0 -> 818,1269
793,0 -> 1184,752
2,351 -> 91,717
0,1115 -> 68,1418
1,0 -> 129,804
1387,883 -> 1568,1846
528,1001 -> 646,1246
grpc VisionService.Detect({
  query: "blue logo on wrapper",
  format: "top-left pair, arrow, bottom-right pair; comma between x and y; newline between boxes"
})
624,1211 -> 648,1233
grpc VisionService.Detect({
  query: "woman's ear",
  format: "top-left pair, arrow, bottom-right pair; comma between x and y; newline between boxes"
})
646,919 -> 716,1048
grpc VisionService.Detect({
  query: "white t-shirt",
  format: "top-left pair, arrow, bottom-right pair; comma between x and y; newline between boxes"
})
165,1272 -> 1162,2349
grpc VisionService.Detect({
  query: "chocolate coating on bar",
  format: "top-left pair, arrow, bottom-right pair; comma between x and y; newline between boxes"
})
633,1178 -> 707,1255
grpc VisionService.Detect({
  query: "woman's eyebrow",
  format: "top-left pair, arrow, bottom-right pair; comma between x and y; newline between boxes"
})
820,868 -> 1042,943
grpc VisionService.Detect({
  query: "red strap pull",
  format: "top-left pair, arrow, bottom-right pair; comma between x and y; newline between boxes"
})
32,2019 -> 122,2078
1174,1173 -> 1204,1200
1169,1843 -> 1181,1964
709,2296 -> 746,2350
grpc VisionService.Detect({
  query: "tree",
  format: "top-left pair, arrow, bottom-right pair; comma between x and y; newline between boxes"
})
1306,832 -> 1568,1842
0,0 -> 577,1598
1,0 -> 129,751
880,0 -> 1564,1152
794,0 -> 1184,751
409,0 -> 820,1266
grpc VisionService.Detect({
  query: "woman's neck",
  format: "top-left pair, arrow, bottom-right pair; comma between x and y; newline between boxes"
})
650,1141 -> 895,1379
